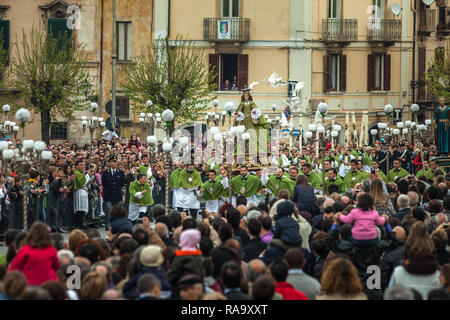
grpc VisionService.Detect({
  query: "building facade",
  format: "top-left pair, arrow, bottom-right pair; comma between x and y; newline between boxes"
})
0,0 -> 448,146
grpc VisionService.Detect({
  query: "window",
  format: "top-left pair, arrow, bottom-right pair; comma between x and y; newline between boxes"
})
222,0 -> 239,18
328,0 -> 341,18
367,54 -> 390,91
372,0 -> 385,19
209,53 -> 248,91
418,47 -> 426,99
116,97 -> 130,118
48,18 -> 72,57
117,22 -> 131,61
51,122 -> 68,140
0,20 -> 10,66
323,54 -> 346,92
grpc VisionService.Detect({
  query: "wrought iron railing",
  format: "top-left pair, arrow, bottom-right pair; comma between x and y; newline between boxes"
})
203,18 -> 250,42
322,19 -> 358,42
367,19 -> 402,42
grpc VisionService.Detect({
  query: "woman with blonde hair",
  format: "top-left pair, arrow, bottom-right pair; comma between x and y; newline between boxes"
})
389,221 -> 440,299
316,257 -> 367,300
80,271 -> 108,300
370,178 -> 393,216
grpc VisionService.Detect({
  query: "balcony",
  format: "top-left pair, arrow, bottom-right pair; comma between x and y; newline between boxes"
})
418,9 -> 436,36
436,6 -> 450,37
367,19 -> 401,43
322,19 -> 358,43
203,18 -> 250,43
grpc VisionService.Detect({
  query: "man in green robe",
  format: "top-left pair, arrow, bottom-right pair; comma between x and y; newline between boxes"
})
169,162 -> 184,208
426,159 -> 447,180
343,159 -> 366,190
231,165 -> 264,206
301,163 -> 322,189
324,168 -> 344,194
200,169 -> 229,213
388,159 -> 410,183
138,154 -> 152,178
357,160 -> 370,180
128,173 -> 154,222
370,160 -> 386,183
176,163 -> 203,220
73,159 -> 90,229
416,160 -> 430,179
263,168 -> 295,199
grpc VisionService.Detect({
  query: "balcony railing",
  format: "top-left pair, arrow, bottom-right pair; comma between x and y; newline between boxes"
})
367,19 -> 402,42
418,8 -> 436,34
436,6 -> 450,36
322,19 -> 358,42
203,18 -> 250,42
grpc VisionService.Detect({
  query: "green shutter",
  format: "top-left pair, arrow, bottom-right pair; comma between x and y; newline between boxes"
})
0,20 -> 10,66
48,18 -> 72,55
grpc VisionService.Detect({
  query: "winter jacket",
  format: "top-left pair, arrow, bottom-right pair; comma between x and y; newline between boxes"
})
9,245 -> 60,285
110,217 -> 133,235
292,185 -> 320,216
274,216 -> 302,247
122,266 -> 171,300
380,245 -> 405,289
339,208 -> 386,240
261,238 -> 306,266
275,282 -> 308,300
326,224 -> 399,300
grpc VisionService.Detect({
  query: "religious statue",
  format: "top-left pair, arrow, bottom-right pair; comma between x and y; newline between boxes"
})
433,97 -> 450,156
234,89 -> 269,164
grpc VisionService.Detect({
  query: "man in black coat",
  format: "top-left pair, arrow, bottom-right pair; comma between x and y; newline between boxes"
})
242,218 -> 267,262
221,261 -> 252,300
101,158 -> 125,231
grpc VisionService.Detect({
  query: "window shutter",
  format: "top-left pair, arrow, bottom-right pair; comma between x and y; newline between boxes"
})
120,98 -> 130,118
418,47 -> 426,99
48,18 -> 72,56
340,55 -> 347,92
237,54 -> 248,90
0,20 -> 10,66
384,54 -> 391,91
367,54 -> 375,91
209,54 -> 219,88
323,54 -> 331,92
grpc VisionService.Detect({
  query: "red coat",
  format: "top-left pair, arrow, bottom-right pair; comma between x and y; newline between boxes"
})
9,245 -> 60,285
275,282 -> 308,300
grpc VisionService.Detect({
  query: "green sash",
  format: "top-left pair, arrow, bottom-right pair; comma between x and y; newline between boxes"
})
129,181 -> 154,206
73,169 -> 86,191
231,174 -> 263,197
179,169 -> 202,189
266,175 -> 295,197
388,167 -> 409,183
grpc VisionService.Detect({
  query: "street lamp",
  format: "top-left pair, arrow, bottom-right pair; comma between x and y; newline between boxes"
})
162,140 -> 173,214
161,109 -> 174,138
81,104 -> 104,168
139,100 -> 161,135
0,108 -> 52,231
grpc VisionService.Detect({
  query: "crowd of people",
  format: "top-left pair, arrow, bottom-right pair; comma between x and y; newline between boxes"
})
0,132 -> 449,300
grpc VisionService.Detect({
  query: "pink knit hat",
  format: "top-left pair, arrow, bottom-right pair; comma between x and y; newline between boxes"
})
180,229 -> 201,251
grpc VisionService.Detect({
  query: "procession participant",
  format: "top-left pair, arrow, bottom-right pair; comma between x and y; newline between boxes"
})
357,160 -> 370,180
101,158 -> 125,231
200,169 -> 229,214
286,166 -> 301,182
262,167 -> 295,199
231,165 -> 263,206
176,162 -> 203,220
343,159 -> 366,190
416,159 -> 430,179
338,149 -> 355,179
128,173 -> 154,223
72,160 -> 92,230
374,143 -> 388,175
361,147 -> 374,172
388,159 -> 409,183
340,141 -> 359,159
427,158 -> 447,179
324,168 -> 344,194
397,144 -> 412,171
279,148 -> 292,172
301,163 -> 322,190
370,160 -> 386,183
138,154 -> 153,181
169,161 -> 184,209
